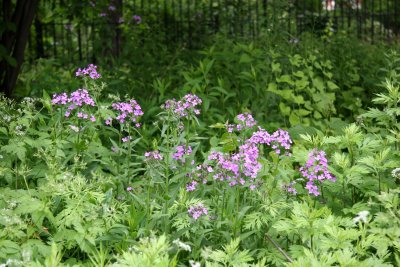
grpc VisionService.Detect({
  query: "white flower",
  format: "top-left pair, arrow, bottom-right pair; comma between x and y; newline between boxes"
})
69,125 -> 80,132
391,168 -> 400,179
172,239 -> 191,252
189,260 -> 201,267
353,210 -> 369,223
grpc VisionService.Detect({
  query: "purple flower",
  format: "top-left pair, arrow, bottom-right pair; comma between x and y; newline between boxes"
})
52,89 -> 96,122
173,145 -> 192,163
122,136 -> 131,143
76,64 -> 101,79
186,180 -> 198,192
117,17 -> 124,24
249,127 -> 292,154
188,203 -> 208,220
282,182 -> 297,195
127,186 -> 133,191
108,5 -> 116,11
111,99 -> 144,125
299,149 -> 336,196
162,94 -> 202,118
144,150 -> 163,161
133,15 -> 142,24
99,12 -> 107,17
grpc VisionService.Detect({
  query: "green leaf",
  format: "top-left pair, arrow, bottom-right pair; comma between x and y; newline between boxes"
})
289,113 -> 300,125
279,102 -> 291,116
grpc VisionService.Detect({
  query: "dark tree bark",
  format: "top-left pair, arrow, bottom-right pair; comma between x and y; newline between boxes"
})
0,0 -> 39,98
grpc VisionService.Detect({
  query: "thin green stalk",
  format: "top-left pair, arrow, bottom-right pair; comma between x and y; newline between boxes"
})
127,124 -> 132,182
234,186 -> 241,236
15,161 -> 18,189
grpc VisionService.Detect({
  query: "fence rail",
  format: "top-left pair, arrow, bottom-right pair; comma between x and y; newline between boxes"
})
27,0 -> 400,65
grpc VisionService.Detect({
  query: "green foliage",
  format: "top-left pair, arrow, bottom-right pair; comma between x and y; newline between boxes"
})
2,17 -> 400,267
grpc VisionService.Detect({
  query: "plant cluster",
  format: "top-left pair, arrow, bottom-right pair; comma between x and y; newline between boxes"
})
1,44 -> 400,267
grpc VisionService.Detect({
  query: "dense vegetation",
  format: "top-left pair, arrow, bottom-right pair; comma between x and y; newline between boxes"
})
1,1 -> 400,266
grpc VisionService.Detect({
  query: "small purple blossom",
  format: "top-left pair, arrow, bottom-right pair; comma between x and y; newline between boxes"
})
188,203 -> 208,220
99,12 -> 107,17
111,99 -> 144,125
144,150 -> 164,160
173,145 -> 192,163
117,17 -> 124,24
122,136 -> 132,143
249,127 -> 292,154
186,180 -> 198,192
299,149 -> 336,196
162,94 -> 202,118
75,64 -> 101,79
133,15 -> 142,24
127,186 -> 133,192
282,182 -> 297,195
227,113 -> 257,132
52,89 -> 96,122
108,5 -> 116,11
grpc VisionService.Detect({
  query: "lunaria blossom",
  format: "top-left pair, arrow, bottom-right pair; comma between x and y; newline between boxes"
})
188,203 -> 208,220
161,94 -> 202,118
299,149 -> 335,196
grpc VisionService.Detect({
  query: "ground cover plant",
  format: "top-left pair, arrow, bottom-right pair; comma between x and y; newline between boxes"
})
1,44 -> 400,266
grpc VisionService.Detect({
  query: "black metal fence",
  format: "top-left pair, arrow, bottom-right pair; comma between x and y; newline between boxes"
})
27,0 -> 400,65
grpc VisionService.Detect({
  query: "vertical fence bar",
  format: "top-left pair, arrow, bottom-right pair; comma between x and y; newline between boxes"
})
78,26 -> 82,61
379,0 -> 383,38
370,0 -> 374,43
340,0 -> 344,30
52,22 -> 57,58
287,0 -> 292,37
385,0 -> 390,39
163,0 -> 168,44
187,0 -> 192,47
179,0 -> 183,43
255,0 -> 259,36
395,0 -> 399,37
248,0 -> 252,38
363,0 -> 367,39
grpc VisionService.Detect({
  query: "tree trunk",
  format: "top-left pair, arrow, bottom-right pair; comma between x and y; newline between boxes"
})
0,0 -> 39,98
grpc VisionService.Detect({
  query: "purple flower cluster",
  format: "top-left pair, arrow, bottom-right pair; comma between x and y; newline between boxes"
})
249,127 -> 292,155
122,136 -> 132,143
227,113 -> 257,132
282,181 -> 297,195
184,121 -> 293,192
144,150 -> 164,160
188,203 -> 208,220
206,144 -> 260,190
52,89 -> 96,121
299,149 -> 336,196
75,64 -> 101,79
186,164 -> 211,192
173,145 -> 192,163
132,15 -> 142,24
162,94 -> 202,118
110,99 -> 144,127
